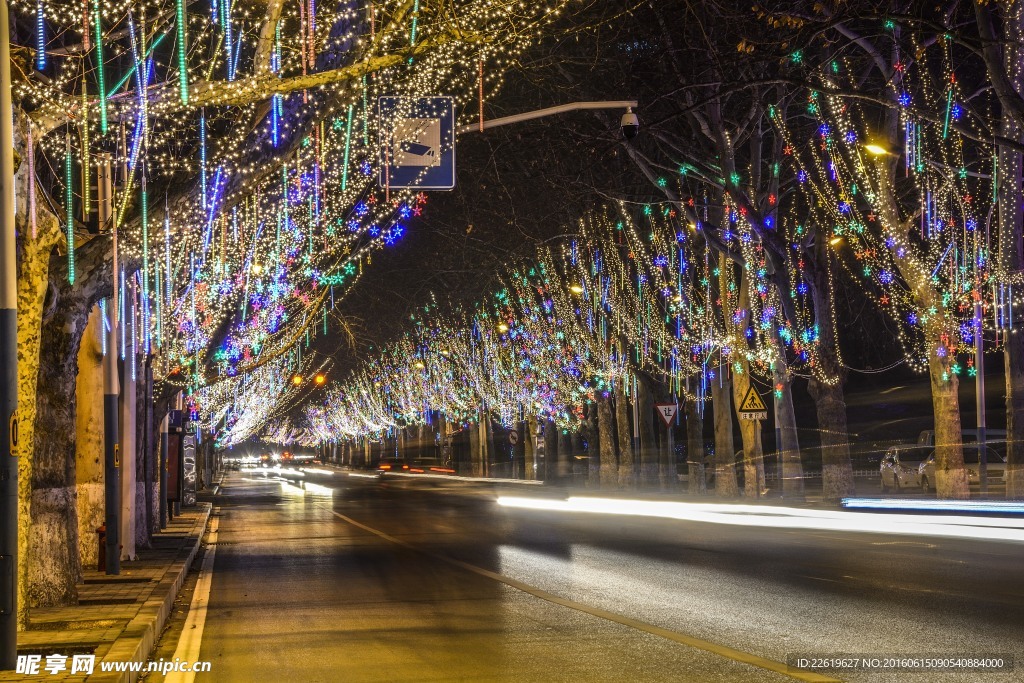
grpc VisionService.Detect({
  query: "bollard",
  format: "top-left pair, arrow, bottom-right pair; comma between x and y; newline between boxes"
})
96,526 -> 106,572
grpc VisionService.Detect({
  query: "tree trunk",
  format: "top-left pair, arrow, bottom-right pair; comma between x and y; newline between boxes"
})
75,306 -> 104,571
525,415 -> 538,480
729,279 -> 764,499
711,370 -> 739,496
771,341 -> 804,499
928,343 -> 970,499
807,242 -> 855,502
469,415 -> 481,476
587,403 -> 601,487
597,395 -> 617,488
543,418 -> 557,482
14,112 -> 63,627
477,411 -> 490,477
557,428 -> 572,484
614,382 -> 635,489
685,397 -> 706,495
998,87 -> 1024,498
636,373 -> 659,487
32,286 -> 91,606
731,361 -> 764,499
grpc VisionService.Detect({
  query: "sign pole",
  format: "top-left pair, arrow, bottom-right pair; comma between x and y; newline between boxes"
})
655,402 -> 679,489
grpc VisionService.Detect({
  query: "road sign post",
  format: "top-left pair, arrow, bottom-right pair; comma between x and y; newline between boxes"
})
655,404 -> 678,489
738,387 -> 767,421
378,97 -> 455,190
655,403 -> 678,429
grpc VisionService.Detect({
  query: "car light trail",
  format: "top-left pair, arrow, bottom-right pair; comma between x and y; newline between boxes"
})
842,498 -> 1024,514
496,496 -> 1024,543
299,467 -> 335,475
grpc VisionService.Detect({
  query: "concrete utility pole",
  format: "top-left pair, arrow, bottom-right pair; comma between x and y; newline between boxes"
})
119,276 -> 136,560
159,412 -> 168,529
144,358 -> 154,537
976,299 -> 987,494
0,0 -> 20,667
98,153 -> 120,574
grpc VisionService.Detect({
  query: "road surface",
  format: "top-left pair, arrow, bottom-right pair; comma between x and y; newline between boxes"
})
165,469 -> 1024,682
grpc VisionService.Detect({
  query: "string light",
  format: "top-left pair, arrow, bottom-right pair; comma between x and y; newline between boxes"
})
175,0 -> 189,103
92,0 -> 107,133
35,0 -> 45,70
65,132 -> 74,284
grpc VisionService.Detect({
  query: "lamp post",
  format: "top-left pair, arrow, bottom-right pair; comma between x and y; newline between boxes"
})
456,100 -> 639,135
99,153 -> 120,575
0,0 -> 19,666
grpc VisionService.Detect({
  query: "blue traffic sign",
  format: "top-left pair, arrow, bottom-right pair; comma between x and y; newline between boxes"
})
378,96 -> 456,190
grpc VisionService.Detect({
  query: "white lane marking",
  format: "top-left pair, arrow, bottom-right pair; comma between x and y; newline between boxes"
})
165,512 -> 220,683
323,506 -> 840,683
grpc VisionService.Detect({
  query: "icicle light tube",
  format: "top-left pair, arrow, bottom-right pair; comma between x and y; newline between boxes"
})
35,0 -> 45,70
65,134 -> 74,283
80,85 -> 89,223
341,103 -> 353,190
175,0 -> 188,103
141,177 -> 149,299
27,125 -> 36,239
92,0 -> 107,133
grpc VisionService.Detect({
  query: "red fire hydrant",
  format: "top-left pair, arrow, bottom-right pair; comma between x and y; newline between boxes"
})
97,526 -> 106,571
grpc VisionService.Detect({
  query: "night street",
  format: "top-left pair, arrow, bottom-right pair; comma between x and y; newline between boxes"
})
149,469 -> 1023,683
8,0 -> 1024,679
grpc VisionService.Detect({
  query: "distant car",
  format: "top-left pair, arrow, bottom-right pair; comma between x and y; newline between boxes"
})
376,458 -> 410,475
879,445 -> 932,491
919,446 -> 1006,493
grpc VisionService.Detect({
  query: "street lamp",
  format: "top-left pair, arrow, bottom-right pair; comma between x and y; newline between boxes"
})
863,143 -> 889,156
0,0 -> 19,665
291,374 -> 303,386
314,373 -> 326,386
457,101 -> 639,136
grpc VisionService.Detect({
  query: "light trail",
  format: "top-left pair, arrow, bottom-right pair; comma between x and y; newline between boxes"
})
496,496 -> 1024,543
842,497 -> 1024,514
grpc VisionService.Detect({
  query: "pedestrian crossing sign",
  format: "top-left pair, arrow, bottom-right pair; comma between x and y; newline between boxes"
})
738,387 -> 767,421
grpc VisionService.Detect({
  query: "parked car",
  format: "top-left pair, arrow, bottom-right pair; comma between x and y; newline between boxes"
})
879,445 -> 932,491
919,445 -> 1006,492
917,428 -> 1006,448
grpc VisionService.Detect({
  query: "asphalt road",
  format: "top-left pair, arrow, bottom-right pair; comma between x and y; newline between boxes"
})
186,469 -> 1024,682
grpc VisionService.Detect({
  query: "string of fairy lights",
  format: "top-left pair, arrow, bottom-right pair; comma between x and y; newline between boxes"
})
17,0 -> 579,445
301,203 -> 805,446
773,27 -> 1009,382
298,18 -> 1024,449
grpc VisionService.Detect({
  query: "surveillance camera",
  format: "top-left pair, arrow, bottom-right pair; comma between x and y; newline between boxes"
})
620,107 -> 639,140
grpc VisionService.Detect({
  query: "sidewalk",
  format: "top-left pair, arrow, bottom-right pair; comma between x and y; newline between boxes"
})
1,503 -> 212,683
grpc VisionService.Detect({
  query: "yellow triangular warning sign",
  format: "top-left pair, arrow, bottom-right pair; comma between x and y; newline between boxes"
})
739,386 -> 766,413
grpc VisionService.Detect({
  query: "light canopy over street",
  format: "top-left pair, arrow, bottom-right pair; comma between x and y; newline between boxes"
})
3,0 -> 1024,680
